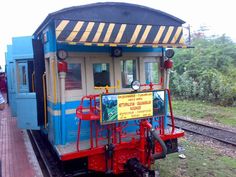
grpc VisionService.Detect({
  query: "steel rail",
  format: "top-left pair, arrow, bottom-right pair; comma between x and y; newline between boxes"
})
171,117 -> 236,146
27,130 -> 53,177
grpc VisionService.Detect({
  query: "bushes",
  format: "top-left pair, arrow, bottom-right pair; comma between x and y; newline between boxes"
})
170,69 -> 236,106
170,34 -> 236,106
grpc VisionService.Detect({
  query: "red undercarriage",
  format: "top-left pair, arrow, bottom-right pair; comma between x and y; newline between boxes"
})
61,121 -> 184,174
61,89 -> 184,174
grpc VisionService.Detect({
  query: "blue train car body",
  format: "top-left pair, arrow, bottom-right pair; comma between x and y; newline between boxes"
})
5,36 -> 39,129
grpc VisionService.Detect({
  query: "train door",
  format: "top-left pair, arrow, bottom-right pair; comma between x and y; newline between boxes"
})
85,56 -> 114,95
114,57 -> 139,92
16,61 -> 35,93
16,60 -> 39,130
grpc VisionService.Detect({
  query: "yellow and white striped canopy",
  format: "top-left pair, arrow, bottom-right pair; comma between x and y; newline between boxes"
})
55,20 -> 187,48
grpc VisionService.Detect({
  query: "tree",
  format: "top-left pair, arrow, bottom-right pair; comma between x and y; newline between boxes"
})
170,31 -> 236,106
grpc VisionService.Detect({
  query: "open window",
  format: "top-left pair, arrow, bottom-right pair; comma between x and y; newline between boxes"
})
93,63 -> 110,87
85,57 -> 114,95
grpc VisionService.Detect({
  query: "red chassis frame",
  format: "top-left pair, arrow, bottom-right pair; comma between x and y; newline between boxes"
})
61,89 -> 184,174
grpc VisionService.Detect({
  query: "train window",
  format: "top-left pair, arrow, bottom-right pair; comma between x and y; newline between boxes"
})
93,63 -> 110,87
21,66 -> 27,85
65,63 -> 82,90
18,62 -> 29,92
145,62 -> 159,84
121,60 -> 137,88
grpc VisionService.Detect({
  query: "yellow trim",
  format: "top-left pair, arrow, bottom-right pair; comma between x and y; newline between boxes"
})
136,44 -> 143,47
94,80 -> 120,92
127,44 -> 133,47
42,72 -> 47,128
80,22 -> 95,42
109,43 -> 117,47
116,80 -> 120,89
171,27 -> 182,43
66,21 -> 84,41
68,42 -> 77,45
97,43 -> 105,46
103,23 -> 115,42
139,25 -> 152,43
163,26 -> 174,43
51,60 -> 57,103
84,42 -> 92,46
179,36 -> 185,44
130,25 -> 142,43
32,71 -> 35,92
114,24 -> 127,43
153,26 -> 165,44
92,23 -> 105,42
56,20 -> 70,38
152,45 -> 158,48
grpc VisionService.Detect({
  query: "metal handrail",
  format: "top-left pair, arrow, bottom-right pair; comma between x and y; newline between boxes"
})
32,71 -> 35,92
42,72 -> 47,128
166,89 -> 175,133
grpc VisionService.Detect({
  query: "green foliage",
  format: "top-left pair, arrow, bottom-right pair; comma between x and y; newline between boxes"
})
170,34 -> 236,106
158,139 -> 236,177
172,99 -> 236,126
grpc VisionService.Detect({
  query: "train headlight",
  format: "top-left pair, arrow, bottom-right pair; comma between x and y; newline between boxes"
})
165,49 -> 175,58
131,80 -> 140,91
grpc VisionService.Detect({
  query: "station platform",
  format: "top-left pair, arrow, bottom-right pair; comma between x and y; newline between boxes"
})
0,104 -> 43,177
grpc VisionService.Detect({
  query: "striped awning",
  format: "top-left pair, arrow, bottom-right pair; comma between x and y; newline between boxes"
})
55,20 -> 187,48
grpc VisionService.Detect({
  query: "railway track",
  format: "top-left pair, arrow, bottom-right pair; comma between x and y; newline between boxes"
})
28,118 -> 236,177
28,130 -> 102,177
28,130 -> 134,177
173,117 -> 236,146
27,130 -> 64,177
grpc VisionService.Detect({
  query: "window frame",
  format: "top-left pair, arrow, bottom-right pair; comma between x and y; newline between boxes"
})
65,57 -> 86,101
120,59 -> 137,88
66,63 -> 83,90
139,57 -> 161,89
93,63 -> 111,87
85,56 -> 114,95
17,61 -> 29,93
144,62 -> 159,84
114,57 -> 139,92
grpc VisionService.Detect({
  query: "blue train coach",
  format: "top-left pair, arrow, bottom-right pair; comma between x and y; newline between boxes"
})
7,2 -> 190,176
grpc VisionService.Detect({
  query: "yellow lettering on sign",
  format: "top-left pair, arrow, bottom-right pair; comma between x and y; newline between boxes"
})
117,92 -> 153,120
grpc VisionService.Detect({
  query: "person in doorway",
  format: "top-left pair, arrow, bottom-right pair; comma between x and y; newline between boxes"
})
0,91 -> 5,110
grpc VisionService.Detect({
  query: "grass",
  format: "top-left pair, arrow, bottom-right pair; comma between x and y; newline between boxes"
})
172,99 -> 236,127
157,138 -> 236,177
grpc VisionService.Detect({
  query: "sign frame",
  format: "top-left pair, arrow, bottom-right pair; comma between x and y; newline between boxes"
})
100,90 -> 166,125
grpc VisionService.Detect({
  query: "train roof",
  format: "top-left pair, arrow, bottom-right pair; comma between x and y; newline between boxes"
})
34,2 -> 187,48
